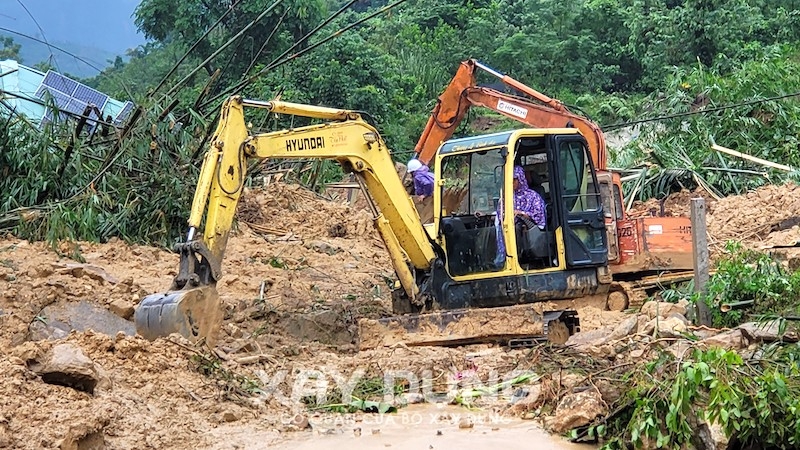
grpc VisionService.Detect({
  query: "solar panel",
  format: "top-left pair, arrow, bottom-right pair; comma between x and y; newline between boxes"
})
35,86 -> 74,112
40,71 -> 78,97
72,84 -> 108,109
34,70 -> 131,132
67,98 -> 91,115
41,108 -> 69,127
113,101 -> 135,126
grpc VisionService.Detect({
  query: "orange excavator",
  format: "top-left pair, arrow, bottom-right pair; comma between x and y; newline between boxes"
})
413,59 -> 696,309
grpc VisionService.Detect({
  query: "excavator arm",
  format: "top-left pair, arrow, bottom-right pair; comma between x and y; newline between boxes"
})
135,96 -> 436,343
414,59 -> 606,170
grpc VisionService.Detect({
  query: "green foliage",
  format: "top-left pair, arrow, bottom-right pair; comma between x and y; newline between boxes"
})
621,0 -> 800,91
695,242 -> 800,328
306,376 -> 401,413
7,0 -> 800,247
0,36 -> 22,62
597,346 -> 800,450
0,108 -> 199,246
613,45 -> 800,198
190,349 -> 264,397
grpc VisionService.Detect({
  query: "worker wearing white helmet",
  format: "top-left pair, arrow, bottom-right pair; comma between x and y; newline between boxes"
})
407,158 -> 433,202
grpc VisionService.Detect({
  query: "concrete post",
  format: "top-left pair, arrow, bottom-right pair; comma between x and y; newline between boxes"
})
691,198 -> 712,326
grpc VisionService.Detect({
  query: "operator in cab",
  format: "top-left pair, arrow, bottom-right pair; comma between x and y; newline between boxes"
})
407,158 -> 434,202
494,166 -> 547,266
511,165 -> 546,226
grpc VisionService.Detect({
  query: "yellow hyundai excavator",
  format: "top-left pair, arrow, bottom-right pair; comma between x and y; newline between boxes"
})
135,96 -> 612,349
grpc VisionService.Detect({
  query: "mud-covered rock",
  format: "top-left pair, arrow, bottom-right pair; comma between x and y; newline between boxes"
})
641,300 -> 688,320
642,316 -> 688,338
739,321 -> 797,343
458,417 -> 474,429
565,328 -> 611,347
54,262 -> 119,284
608,315 -> 638,340
108,299 -> 134,320
549,388 -> 606,433
27,300 -> 135,341
700,329 -> 748,350
31,343 -> 100,394
507,384 -> 542,416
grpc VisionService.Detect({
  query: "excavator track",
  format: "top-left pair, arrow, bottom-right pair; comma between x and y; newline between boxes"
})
357,304 -> 579,350
608,271 -> 697,311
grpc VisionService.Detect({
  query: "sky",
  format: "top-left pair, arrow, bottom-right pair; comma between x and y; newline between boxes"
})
0,0 -> 146,74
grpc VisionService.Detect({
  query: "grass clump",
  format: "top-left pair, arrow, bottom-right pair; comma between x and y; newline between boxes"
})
697,242 -> 800,328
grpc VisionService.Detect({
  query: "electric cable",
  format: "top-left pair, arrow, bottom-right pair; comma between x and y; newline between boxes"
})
603,91 -> 800,130
13,0 -> 60,73
0,26 -> 134,99
149,0 -> 245,98
199,0 -> 409,111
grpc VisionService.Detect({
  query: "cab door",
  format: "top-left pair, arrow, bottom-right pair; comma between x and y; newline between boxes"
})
552,137 -> 608,268
597,171 -> 620,262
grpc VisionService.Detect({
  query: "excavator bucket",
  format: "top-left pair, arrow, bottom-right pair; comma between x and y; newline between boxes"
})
134,285 -> 223,345
357,304 -> 579,350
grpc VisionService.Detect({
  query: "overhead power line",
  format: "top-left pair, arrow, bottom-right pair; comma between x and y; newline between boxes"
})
13,0 -> 60,73
0,26 -> 134,99
149,0 -> 246,98
0,26 -> 106,73
603,91 -> 800,131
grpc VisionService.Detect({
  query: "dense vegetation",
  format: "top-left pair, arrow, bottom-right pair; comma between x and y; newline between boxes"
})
686,242 -> 800,328
590,346 -> 800,450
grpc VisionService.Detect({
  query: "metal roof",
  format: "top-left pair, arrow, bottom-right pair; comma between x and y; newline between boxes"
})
438,130 -> 515,155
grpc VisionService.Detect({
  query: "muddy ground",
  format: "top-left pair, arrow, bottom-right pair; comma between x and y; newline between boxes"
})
1,181 -> 799,449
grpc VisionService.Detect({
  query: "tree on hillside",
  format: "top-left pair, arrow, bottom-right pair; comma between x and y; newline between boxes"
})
0,36 -> 21,62
134,0 -> 328,80
622,0 -> 800,90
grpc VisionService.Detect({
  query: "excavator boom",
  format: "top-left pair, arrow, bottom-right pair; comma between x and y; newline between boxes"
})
135,96 -> 436,344
414,59 -> 606,170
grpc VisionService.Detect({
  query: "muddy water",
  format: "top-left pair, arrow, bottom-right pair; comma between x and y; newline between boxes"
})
207,405 -> 597,450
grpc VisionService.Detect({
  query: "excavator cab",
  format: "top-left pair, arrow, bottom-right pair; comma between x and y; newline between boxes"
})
361,128 -> 609,348
433,128 -> 607,282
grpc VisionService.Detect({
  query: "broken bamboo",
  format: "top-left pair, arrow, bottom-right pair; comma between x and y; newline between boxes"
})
711,144 -> 794,172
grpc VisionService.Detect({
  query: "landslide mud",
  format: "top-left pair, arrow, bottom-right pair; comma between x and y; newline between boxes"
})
0,180 -> 794,448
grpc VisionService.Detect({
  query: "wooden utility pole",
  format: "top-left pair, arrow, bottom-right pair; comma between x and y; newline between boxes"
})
691,198 -> 712,326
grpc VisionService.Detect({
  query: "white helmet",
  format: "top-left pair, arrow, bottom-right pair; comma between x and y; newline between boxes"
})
407,159 -> 422,172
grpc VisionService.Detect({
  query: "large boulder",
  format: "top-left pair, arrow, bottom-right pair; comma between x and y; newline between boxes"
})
549,388 -> 607,433
27,300 -> 135,341
642,316 -> 688,338
31,343 -> 100,394
640,300 -> 688,320
738,321 -> 798,343
608,315 -> 639,340
700,329 -> 748,350
565,328 -> 612,347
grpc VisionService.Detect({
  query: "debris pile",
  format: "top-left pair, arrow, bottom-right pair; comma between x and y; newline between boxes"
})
628,188 -> 718,218
629,182 -> 800,247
